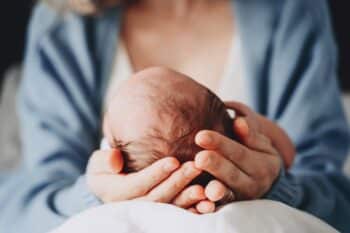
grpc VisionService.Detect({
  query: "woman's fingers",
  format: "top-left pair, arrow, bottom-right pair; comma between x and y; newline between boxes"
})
87,149 -> 124,174
217,187 -> 236,206
224,101 -> 252,116
223,102 -> 275,155
225,101 -> 295,168
172,185 -> 206,208
205,180 -> 228,202
88,157 -> 180,202
140,162 -> 201,203
195,200 -> 216,214
194,150 -> 253,194
233,114 -> 295,169
129,157 -> 181,195
233,117 -> 278,155
195,149 -> 279,200
196,130 -> 244,157
188,207 -> 200,214
225,101 -> 263,138
195,130 -> 263,174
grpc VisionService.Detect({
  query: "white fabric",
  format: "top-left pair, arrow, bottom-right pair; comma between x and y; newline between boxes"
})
105,34 -> 250,109
104,40 -> 133,107
51,200 -> 338,233
216,34 -> 249,105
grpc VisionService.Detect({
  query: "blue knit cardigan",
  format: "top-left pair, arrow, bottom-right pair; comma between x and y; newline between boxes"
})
1,0 -> 350,232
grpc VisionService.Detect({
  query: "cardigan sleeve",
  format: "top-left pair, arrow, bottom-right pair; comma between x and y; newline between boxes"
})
264,0 -> 350,232
0,3 -> 102,233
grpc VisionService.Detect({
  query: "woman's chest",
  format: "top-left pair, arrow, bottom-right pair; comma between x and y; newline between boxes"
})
121,3 -> 234,92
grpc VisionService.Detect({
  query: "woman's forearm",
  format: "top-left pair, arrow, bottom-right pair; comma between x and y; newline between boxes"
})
0,173 -> 100,233
265,166 -> 350,233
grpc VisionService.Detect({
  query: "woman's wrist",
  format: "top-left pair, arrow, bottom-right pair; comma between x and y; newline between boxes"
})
263,166 -> 302,208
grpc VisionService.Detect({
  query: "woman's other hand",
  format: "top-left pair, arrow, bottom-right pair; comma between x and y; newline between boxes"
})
225,101 -> 296,168
86,149 -> 209,208
194,101 -> 295,205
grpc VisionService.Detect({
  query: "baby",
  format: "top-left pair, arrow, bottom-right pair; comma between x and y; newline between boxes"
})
103,67 -> 235,184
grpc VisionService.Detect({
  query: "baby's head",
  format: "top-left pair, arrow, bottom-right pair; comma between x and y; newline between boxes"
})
104,67 -> 233,176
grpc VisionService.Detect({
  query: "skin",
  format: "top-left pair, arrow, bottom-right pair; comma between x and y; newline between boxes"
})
122,0 -> 234,94
194,108 -> 291,202
103,67 -> 209,149
67,0 -> 118,14
87,67 -> 296,213
85,0 -> 296,214
101,68 -> 218,210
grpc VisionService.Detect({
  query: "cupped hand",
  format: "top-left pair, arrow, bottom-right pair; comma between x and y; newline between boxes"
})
224,101 -> 295,168
86,149 -> 210,211
194,101 -> 295,205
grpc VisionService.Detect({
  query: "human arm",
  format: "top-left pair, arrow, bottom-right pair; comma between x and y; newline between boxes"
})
263,2 -> 350,231
193,0 -> 350,231
0,4 -> 212,232
0,4 -> 106,233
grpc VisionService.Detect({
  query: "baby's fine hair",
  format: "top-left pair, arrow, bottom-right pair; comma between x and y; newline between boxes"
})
114,88 -> 234,174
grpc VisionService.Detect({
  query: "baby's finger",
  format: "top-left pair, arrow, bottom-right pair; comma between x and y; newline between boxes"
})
172,185 -> 206,208
205,180 -> 228,202
143,162 -> 201,203
87,149 -> 124,174
196,200 -> 216,214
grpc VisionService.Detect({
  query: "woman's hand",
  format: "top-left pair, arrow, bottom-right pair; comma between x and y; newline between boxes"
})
86,149 -> 212,212
224,101 -> 295,168
193,101 -> 295,204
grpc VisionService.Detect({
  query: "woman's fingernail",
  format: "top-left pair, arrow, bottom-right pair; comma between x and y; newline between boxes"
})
237,118 -> 247,128
236,118 -> 249,136
200,134 -> 212,145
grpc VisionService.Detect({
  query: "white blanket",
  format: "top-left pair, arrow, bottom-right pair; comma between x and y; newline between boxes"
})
51,200 -> 338,233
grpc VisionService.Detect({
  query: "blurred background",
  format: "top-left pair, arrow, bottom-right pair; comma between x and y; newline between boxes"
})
0,1 -> 349,90
0,1 -> 349,172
